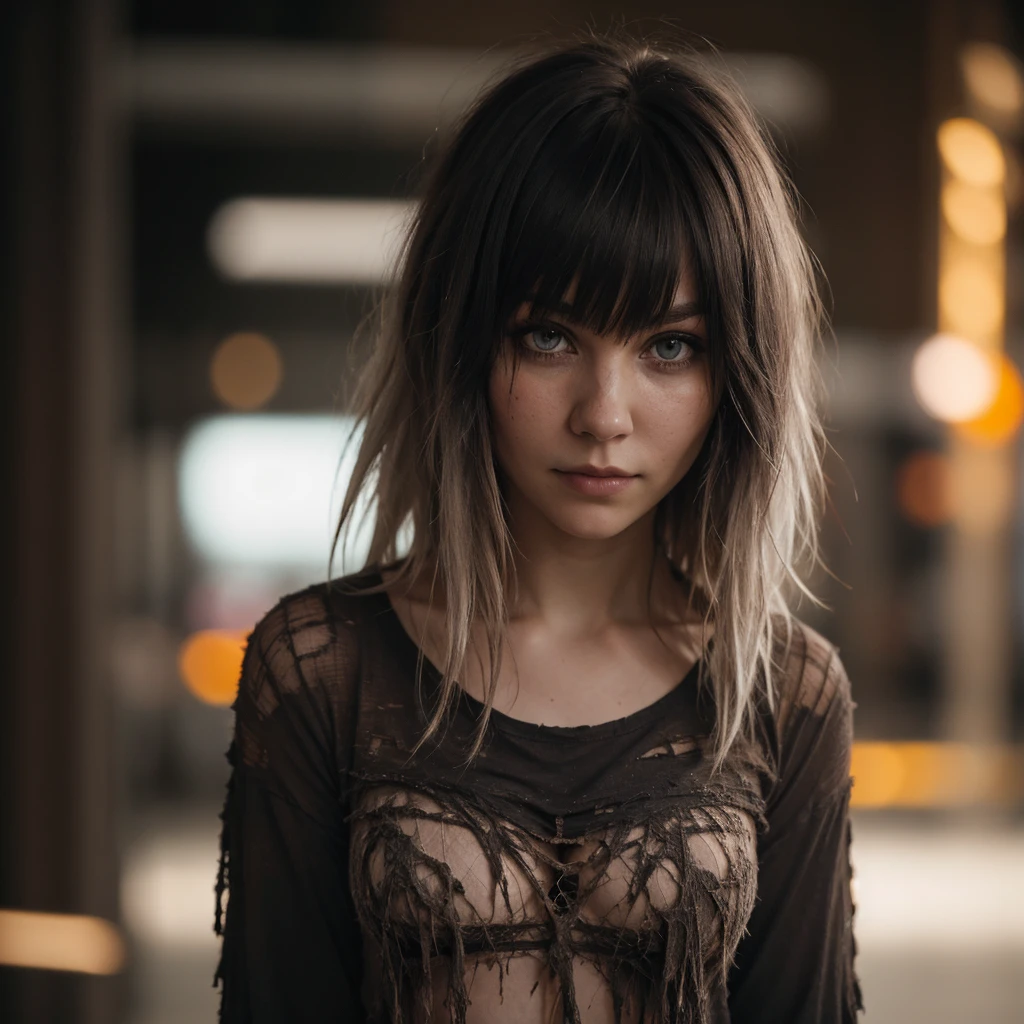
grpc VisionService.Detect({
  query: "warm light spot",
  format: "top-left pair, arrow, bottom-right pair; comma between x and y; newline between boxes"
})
850,742 -> 1022,808
938,262 -> 1003,339
961,43 -> 1024,119
896,451 -> 952,528
895,743 -> 947,805
0,910 -> 125,975
851,743 -> 906,807
937,118 -> 1005,187
210,332 -> 283,411
178,630 -> 248,705
940,180 -> 1006,245
956,353 -> 1024,445
911,333 -> 999,423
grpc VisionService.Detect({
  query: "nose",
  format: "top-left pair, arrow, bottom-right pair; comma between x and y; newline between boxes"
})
567,357 -> 634,442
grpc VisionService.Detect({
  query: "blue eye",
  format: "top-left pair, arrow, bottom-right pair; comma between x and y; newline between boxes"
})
506,320 -> 573,360
652,335 -> 692,361
528,328 -> 567,352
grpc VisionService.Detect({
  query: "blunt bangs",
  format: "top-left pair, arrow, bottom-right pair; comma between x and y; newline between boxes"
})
493,92 -> 705,340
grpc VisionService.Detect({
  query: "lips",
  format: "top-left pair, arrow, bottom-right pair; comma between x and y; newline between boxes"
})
558,465 -> 636,478
554,468 -> 639,497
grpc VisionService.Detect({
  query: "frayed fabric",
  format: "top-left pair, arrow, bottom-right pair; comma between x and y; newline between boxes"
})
348,777 -> 760,1024
212,571 -> 863,1023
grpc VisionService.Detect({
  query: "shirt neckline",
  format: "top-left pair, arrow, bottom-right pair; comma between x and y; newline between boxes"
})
368,567 -> 707,741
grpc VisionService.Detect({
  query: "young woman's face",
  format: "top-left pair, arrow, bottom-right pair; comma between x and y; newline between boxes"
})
488,266 -> 717,543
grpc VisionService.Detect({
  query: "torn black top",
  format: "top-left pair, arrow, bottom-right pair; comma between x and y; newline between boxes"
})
213,566 -> 863,1023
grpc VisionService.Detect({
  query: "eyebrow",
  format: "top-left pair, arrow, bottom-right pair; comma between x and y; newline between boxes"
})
525,298 -> 705,323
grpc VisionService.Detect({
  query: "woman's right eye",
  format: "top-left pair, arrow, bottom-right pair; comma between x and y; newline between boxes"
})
519,326 -> 569,354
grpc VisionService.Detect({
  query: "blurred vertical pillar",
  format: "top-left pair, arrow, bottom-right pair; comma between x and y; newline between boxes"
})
930,1 -> 1016,753
0,1 -> 125,1022
939,217 -> 1013,749
944,441 -> 1015,744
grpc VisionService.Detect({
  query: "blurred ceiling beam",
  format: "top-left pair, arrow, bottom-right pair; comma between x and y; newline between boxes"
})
118,43 -> 828,141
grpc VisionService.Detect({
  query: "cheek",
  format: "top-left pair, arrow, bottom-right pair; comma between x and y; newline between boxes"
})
487,366 -> 516,450
640,381 -> 716,467
488,367 -> 561,451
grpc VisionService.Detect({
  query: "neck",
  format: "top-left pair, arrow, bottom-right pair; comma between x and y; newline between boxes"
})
502,498 -> 676,634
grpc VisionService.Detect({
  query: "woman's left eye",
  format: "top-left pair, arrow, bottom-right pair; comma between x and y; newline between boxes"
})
648,335 -> 698,362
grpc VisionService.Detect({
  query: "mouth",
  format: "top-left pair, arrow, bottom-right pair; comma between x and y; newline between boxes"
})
556,465 -> 637,478
553,467 -> 639,497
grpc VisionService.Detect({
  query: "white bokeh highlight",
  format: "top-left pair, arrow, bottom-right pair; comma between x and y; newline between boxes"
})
178,414 -> 392,573
911,333 -> 999,423
207,197 -> 414,284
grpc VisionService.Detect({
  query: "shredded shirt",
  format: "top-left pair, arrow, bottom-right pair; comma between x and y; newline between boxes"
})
213,566 -> 863,1023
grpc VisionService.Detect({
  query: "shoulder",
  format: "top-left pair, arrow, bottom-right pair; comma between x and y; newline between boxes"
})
238,568 -> 388,716
231,569 -> 390,775
761,615 -> 855,805
770,615 -> 853,734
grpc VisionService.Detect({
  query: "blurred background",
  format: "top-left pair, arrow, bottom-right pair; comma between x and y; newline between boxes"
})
2,1 -> 1024,1021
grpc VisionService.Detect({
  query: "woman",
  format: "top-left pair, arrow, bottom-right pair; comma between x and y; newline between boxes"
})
214,35 -> 862,1024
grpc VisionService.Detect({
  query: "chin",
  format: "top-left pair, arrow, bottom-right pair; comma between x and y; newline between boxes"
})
542,506 -> 645,542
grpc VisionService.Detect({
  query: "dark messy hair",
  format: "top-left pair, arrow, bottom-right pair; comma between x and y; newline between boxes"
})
332,34 -> 828,767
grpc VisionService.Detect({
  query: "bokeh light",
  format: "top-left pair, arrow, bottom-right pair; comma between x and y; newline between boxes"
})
911,333 -> 999,423
851,742 -> 1023,808
961,42 -> 1024,121
207,197 -> 414,284
177,414 -> 378,571
956,352 -> 1024,445
937,118 -> 1006,187
938,261 -> 1004,339
850,742 -> 907,806
178,630 -> 248,706
897,451 -> 952,528
940,180 -> 1007,246
0,910 -> 125,975
210,331 -> 283,411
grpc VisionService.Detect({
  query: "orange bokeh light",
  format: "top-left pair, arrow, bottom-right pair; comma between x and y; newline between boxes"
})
937,117 -> 1005,187
896,451 -> 952,528
210,332 -> 283,411
956,352 -> 1024,445
850,742 -> 1022,808
0,910 -> 125,975
178,630 -> 249,706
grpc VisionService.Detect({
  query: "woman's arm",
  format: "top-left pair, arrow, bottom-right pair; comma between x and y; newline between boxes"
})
213,589 -> 365,1021
727,635 -> 863,1023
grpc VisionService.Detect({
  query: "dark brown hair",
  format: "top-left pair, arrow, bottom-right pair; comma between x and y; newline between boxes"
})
332,35 -> 828,766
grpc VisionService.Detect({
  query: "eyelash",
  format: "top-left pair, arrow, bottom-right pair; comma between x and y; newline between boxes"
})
509,321 -> 704,371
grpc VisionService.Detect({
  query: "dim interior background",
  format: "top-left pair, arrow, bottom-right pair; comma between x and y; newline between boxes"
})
2,1 -> 1024,1021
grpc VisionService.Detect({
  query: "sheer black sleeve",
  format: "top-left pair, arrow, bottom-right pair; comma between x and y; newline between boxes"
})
727,627 -> 864,1023
213,588 -> 365,1022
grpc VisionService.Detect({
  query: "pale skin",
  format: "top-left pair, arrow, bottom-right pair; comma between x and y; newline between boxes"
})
384,265 -> 719,728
